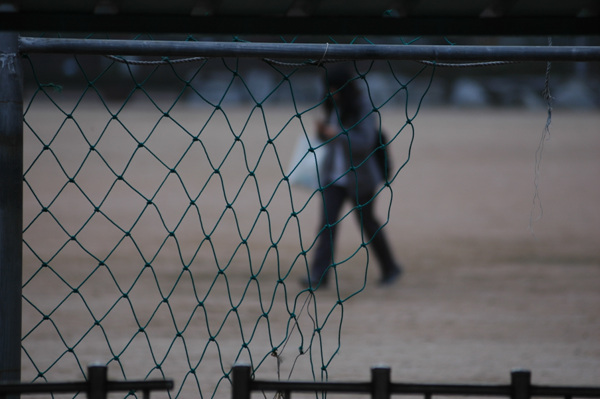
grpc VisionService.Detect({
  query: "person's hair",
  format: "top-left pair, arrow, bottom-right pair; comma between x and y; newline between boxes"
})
323,65 -> 362,127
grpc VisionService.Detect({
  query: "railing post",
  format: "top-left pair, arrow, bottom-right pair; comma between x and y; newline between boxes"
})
372,366 -> 391,399
87,364 -> 108,399
231,364 -> 252,399
511,369 -> 531,399
0,31 -> 24,399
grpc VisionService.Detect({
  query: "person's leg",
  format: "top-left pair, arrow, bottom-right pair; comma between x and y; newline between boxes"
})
308,185 -> 346,286
354,192 -> 402,285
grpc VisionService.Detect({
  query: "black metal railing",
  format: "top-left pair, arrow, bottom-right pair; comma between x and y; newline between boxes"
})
0,364 -> 173,399
231,364 -> 600,399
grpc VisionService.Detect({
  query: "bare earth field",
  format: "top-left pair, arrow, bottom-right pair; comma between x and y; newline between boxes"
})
21,102 -> 600,398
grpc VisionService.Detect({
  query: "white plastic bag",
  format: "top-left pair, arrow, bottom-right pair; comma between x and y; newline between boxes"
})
287,135 -> 325,190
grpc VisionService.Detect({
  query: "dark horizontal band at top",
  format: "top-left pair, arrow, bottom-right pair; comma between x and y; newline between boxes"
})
2,13 -> 600,36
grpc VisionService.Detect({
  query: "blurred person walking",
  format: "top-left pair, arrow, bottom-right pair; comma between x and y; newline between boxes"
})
303,65 -> 402,289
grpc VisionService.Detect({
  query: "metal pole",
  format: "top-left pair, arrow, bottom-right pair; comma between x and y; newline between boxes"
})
0,31 -> 23,398
511,369 -> 531,399
18,37 -> 600,62
371,366 -> 391,399
231,364 -> 252,399
87,364 -> 108,399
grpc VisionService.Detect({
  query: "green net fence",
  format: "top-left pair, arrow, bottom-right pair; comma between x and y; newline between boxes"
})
21,35 -> 434,398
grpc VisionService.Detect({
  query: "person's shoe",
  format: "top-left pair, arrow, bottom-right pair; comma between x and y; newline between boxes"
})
379,265 -> 402,286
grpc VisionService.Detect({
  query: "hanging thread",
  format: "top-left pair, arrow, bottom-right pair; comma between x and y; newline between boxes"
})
530,37 -> 554,233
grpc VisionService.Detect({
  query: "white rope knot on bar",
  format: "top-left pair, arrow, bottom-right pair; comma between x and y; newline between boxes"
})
317,42 -> 329,66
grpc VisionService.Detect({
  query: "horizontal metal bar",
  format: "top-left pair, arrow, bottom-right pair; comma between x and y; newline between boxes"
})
237,364 -> 600,399
252,380 -> 513,396
18,37 -> 600,62
250,380 -> 600,398
252,380 -> 372,393
107,380 -> 175,392
532,386 -> 600,398
391,383 -> 512,396
0,382 -> 89,394
0,380 -> 173,395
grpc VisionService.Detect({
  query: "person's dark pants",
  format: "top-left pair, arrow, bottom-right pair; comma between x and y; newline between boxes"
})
310,185 -> 398,284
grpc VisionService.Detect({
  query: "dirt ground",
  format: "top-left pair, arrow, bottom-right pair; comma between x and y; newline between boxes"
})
338,108 -> 600,385
20,101 -> 600,398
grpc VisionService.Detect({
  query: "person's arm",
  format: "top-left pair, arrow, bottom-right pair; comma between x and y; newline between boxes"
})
316,119 -> 338,141
316,95 -> 378,156
343,96 -> 378,159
